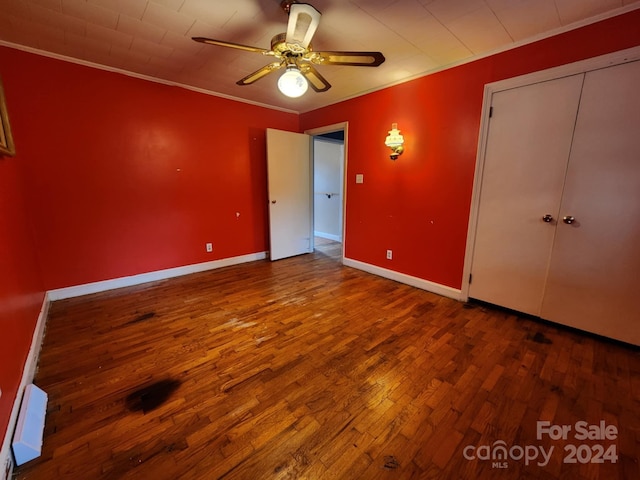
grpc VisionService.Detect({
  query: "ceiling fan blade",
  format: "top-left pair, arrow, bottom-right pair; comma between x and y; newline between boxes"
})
236,62 -> 285,86
310,51 -> 386,67
193,37 -> 269,54
285,3 -> 321,49
299,64 -> 331,92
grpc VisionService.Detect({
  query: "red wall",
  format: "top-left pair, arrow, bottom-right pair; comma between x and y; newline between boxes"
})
0,48 -> 298,290
300,9 -> 640,290
0,148 -> 45,443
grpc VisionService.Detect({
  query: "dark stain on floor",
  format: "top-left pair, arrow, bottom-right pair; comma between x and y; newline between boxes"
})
125,379 -> 181,413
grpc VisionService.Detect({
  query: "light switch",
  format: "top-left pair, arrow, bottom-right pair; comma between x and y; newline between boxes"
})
356,174 -> 364,184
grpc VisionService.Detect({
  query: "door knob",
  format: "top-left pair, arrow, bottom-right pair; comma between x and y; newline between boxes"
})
542,214 -> 553,223
562,215 -> 575,224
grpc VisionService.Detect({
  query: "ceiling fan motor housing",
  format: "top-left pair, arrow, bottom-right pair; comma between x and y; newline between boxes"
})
271,33 -> 308,56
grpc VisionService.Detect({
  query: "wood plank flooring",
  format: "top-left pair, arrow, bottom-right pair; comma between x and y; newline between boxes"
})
14,240 -> 640,479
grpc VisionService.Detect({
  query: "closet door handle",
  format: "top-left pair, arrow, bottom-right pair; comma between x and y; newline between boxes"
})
542,214 -> 553,223
562,215 -> 575,224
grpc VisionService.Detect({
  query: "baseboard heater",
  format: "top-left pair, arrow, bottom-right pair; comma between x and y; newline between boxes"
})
12,384 -> 47,466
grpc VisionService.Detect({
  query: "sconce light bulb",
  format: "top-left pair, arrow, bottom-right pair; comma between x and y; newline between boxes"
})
385,123 -> 405,159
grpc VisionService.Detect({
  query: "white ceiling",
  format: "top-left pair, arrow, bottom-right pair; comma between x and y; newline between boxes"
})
1,0 -> 639,113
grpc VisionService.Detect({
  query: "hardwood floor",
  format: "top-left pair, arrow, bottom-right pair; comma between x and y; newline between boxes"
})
14,241 -> 640,479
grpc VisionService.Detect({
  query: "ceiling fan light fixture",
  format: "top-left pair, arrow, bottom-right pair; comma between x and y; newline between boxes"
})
277,66 -> 308,98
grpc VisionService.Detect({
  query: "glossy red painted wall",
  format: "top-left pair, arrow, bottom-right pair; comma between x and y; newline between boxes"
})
0,116 -> 45,442
300,9 -> 640,290
0,48 -> 298,290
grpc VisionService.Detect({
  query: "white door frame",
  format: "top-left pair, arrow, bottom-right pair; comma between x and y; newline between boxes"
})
461,45 -> 640,301
305,122 -> 349,262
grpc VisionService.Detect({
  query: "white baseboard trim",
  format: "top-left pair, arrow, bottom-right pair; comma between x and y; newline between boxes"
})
343,258 -> 463,301
314,231 -> 342,242
48,252 -> 267,301
1,294 -> 50,480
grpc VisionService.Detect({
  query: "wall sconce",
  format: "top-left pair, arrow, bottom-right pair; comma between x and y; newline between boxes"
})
385,123 -> 404,160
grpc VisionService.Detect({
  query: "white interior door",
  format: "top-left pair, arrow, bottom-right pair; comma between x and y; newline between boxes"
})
541,60 -> 640,345
266,128 -> 312,261
469,74 -> 584,315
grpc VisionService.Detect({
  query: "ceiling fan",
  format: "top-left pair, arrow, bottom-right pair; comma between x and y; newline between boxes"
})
192,0 -> 385,98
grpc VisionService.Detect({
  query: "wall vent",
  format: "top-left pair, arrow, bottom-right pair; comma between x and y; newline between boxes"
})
12,384 -> 47,466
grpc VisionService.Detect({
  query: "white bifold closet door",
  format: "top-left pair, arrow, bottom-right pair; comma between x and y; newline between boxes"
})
470,58 -> 640,346
468,74 -> 584,316
540,60 -> 640,345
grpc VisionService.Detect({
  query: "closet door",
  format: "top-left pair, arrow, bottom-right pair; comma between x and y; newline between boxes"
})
469,74 -> 584,315
541,60 -> 640,345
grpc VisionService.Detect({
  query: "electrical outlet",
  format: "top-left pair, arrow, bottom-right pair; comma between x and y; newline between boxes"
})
206,243 -> 213,253
386,249 -> 393,260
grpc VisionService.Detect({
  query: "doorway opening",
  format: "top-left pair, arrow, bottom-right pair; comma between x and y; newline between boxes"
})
306,123 -> 347,261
